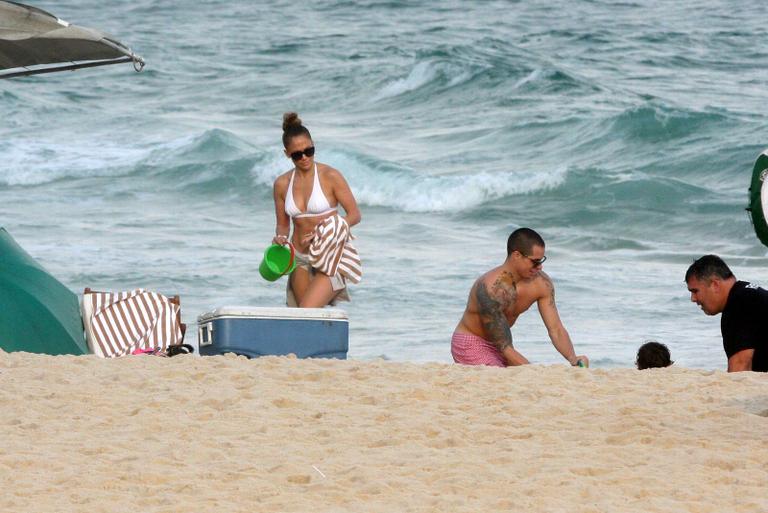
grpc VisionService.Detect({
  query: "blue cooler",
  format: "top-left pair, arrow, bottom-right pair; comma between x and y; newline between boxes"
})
197,306 -> 348,359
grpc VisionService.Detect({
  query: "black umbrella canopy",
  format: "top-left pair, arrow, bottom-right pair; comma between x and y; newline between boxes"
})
0,0 -> 144,78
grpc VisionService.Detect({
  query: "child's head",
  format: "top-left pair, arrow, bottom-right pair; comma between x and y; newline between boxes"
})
636,341 -> 673,370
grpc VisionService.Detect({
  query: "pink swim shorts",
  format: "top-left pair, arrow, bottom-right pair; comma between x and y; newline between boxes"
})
451,331 -> 505,367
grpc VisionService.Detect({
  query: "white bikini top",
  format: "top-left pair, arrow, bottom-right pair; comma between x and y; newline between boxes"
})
284,163 -> 337,219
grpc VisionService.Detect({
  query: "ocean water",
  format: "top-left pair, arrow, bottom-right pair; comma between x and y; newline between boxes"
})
2,0 -> 767,369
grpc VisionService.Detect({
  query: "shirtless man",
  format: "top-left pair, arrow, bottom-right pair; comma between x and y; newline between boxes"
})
451,228 -> 588,367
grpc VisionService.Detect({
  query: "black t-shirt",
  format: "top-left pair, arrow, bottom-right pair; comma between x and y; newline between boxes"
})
721,281 -> 768,372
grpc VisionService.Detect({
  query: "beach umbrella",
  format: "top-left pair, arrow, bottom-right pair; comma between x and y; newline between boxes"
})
0,227 -> 87,355
0,0 -> 144,79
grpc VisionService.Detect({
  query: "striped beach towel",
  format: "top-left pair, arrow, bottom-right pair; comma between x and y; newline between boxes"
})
82,289 -> 183,358
308,214 -> 362,284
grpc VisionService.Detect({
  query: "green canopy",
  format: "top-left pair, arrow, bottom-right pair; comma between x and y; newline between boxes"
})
0,228 -> 87,355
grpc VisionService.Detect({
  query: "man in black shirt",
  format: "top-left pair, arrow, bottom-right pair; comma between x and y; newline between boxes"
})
685,255 -> 768,372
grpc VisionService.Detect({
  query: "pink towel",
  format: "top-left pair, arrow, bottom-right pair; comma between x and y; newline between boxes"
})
451,331 -> 506,367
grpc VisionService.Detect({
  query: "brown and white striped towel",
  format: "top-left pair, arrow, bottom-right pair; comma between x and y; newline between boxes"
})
308,214 -> 362,284
82,289 -> 183,358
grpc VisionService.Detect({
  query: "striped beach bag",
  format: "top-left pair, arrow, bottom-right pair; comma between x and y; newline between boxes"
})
81,288 -> 184,358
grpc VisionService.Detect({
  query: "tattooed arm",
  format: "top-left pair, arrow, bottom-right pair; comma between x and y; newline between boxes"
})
475,278 -> 530,366
537,273 -> 588,366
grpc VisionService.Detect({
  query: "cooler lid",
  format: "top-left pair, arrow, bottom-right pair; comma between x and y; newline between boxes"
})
197,306 -> 348,323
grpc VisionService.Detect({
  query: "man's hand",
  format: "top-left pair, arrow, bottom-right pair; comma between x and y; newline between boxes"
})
570,355 -> 589,367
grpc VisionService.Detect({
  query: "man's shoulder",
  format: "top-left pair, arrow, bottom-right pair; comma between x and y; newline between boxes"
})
740,281 -> 767,294
530,271 -> 555,295
474,268 -> 517,300
723,281 -> 768,325
477,266 -> 505,284
730,281 -> 768,305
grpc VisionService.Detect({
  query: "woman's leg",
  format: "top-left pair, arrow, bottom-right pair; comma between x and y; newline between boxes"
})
289,267 -> 312,306
299,272 -> 339,308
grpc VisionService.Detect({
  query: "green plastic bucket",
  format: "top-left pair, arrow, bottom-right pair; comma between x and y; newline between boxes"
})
259,243 -> 297,281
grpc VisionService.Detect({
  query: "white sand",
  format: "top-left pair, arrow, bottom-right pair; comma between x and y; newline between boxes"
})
0,351 -> 766,513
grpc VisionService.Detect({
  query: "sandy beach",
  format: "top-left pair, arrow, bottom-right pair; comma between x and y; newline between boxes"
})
0,351 -> 766,513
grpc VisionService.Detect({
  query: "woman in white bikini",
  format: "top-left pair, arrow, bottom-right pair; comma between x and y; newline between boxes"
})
272,112 -> 361,307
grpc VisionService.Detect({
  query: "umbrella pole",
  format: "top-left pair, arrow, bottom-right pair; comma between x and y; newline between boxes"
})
0,56 -> 144,79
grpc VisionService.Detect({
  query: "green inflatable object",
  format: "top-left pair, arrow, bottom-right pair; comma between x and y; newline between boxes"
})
0,228 -> 87,355
748,150 -> 768,248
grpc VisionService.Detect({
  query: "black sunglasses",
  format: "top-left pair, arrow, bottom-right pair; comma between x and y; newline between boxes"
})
522,254 -> 547,267
289,146 -> 315,161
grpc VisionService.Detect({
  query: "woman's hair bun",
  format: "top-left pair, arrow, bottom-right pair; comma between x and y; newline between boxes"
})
281,112 -> 311,147
282,112 -> 303,132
